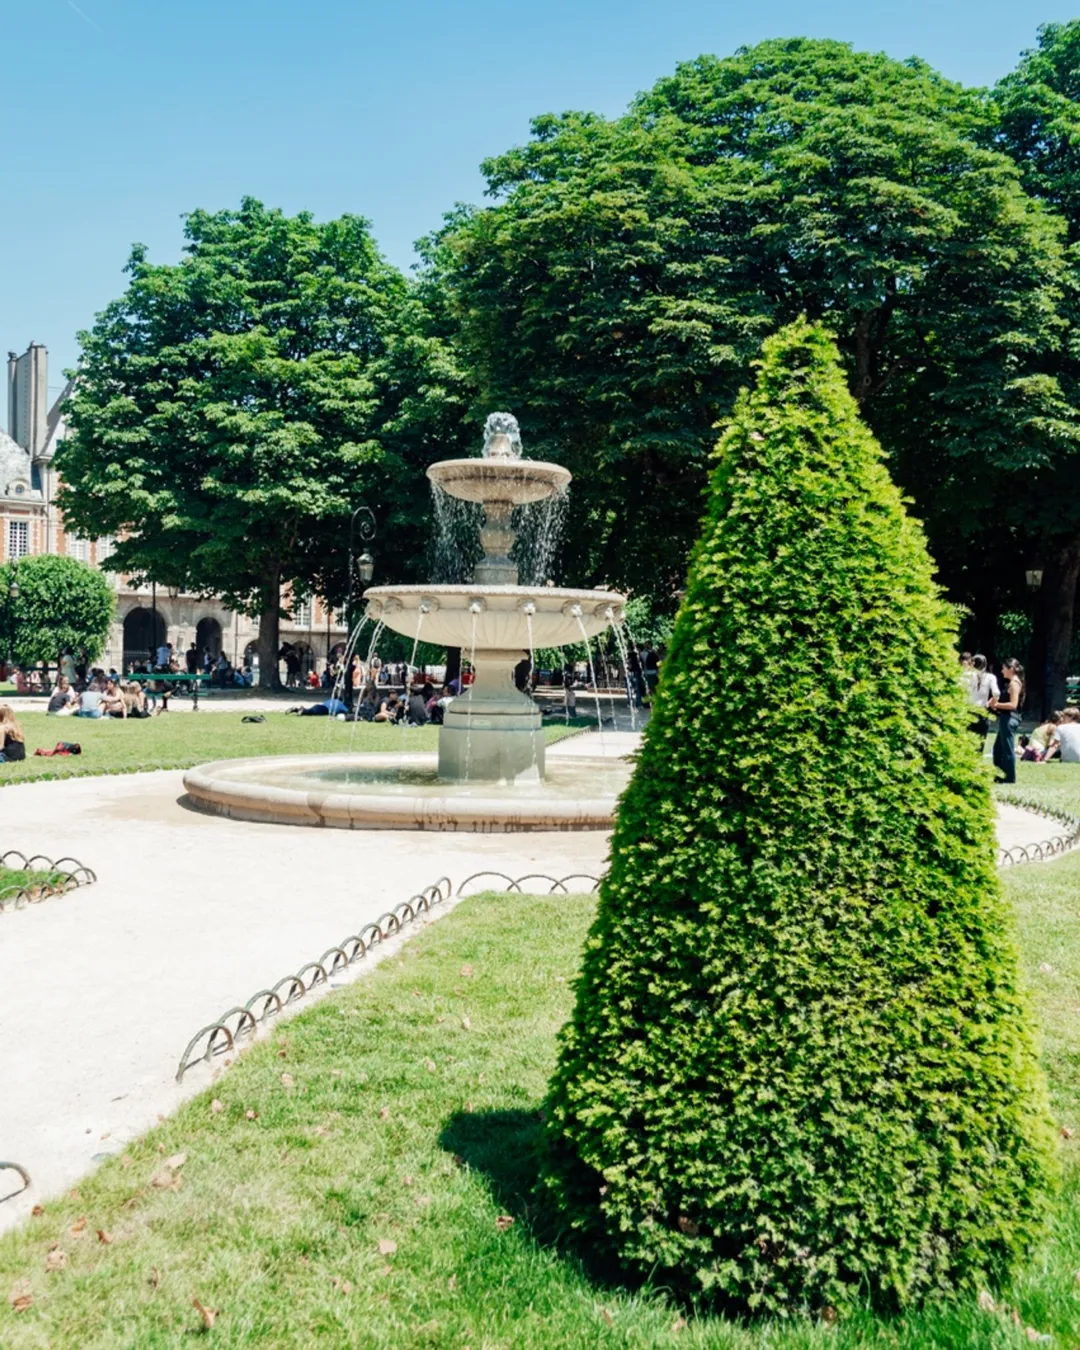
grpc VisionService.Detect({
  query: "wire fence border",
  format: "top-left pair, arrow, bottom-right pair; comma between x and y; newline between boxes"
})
996,796 -> 1080,867
0,850 -> 97,916
175,876 -> 453,1081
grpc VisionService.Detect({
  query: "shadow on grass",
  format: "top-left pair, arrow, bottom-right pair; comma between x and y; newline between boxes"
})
439,1106 -> 655,1302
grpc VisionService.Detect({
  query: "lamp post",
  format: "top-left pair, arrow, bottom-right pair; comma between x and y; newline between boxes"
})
346,505 -> 376,636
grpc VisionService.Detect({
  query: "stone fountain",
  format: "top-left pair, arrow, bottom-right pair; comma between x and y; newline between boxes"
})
182,414 -> 632,831
363,413 -> 624,785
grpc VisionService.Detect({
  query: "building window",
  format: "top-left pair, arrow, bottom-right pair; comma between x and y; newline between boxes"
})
8,520 -> 29,559
292,599 -> 312,629
67,535 -> 90,563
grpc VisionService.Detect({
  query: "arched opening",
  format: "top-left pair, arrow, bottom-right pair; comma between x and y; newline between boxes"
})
123,608 -> 166,671
196,617 -> 223,664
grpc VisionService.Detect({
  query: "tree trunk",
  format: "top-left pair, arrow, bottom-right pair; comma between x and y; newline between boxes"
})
1045,538 -> 1080,717
257,570 -> 283,691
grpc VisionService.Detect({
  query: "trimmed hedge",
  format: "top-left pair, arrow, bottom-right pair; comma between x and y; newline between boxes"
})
542,321 -> 1054,1315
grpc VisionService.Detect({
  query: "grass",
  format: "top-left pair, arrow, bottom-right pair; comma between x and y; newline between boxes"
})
0,714 -> 586,786
0,770 -> 1077,1345
0,866 -> 69,897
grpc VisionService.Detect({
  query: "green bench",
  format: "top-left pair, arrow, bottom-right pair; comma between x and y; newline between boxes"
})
127,672 -> 212,711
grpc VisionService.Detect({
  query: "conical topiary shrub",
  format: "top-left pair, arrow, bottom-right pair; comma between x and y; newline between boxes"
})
543,320 -> 1053,1315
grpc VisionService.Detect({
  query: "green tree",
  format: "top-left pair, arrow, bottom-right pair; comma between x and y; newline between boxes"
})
57,199 -> 425,688
543,322 -> 1052,1315
0,554 -> 115,669
431,39 -> 1075,616
994,22 -> 1080,712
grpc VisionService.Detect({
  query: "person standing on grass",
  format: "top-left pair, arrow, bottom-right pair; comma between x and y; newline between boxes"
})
989,658 -> 1024,784
0,704 -> 26,762
966,653 -> 998,744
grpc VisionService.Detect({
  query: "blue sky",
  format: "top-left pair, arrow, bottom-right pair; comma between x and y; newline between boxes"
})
1,0 -> 1068,410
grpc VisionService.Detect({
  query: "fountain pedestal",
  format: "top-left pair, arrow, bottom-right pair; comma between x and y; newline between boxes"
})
438,649 -> 545,783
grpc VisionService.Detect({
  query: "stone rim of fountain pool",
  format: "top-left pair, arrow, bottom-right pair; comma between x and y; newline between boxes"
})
183,748 -> 633,832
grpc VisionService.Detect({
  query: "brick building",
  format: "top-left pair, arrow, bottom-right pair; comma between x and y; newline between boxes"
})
3,343 -> 346,675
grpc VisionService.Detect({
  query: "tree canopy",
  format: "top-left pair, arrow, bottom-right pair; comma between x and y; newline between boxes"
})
429,37 -> 1078,649
543,321 -> 1052,1315
57,199 -> 441,686
0,554 -> 115,668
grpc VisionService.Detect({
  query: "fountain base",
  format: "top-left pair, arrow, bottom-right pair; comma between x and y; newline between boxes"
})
182,752 -> 630,832
439,648 -> 545,783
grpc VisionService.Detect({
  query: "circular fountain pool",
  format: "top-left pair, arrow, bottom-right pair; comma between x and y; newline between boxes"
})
183,752 -> 632,832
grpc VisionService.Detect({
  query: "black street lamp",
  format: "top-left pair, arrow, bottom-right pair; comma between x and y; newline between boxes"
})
346,506 -> 377,635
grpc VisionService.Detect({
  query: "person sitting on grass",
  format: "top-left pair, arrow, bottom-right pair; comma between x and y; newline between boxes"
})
102,678 -> 128,719
374,692 -> 401,723
407,684 -> 429,726
46,676 -> 77,716
0,704 -> 27,762
76,681 -> 105,718
123,681 -> 151,719
357,681 -> 380,721
1025,712 -> 1063,761
1057,706 -> 1080,763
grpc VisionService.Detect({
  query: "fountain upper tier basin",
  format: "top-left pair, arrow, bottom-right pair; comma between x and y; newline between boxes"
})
364,584 -> 625,650
427,458 -> 571,506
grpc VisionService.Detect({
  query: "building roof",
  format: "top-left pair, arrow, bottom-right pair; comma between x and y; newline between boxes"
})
0,426 -> 42,502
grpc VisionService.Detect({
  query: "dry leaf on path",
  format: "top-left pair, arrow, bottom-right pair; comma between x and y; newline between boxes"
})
45,1247 -> 67,1272
192,1297 -> 217,1330
495,1215 -> 514,1232
377,1238 -> 397,1256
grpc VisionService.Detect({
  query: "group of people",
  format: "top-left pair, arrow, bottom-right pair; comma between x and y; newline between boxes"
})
962,651 -> 1080,784
46,672 -> 152,719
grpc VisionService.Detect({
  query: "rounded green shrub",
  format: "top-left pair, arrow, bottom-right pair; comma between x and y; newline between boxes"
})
542,320 -> 1054,1315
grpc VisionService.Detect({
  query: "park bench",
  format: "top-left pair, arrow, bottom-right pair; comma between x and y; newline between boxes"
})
127,672 -> 213,711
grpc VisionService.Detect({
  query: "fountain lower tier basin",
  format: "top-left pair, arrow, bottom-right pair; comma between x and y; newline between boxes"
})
183,752 -> 632,832
362,584 -> 625,649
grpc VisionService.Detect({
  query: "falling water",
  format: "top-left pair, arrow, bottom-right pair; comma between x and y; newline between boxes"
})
463,604 -> 480,780
401,607 -> 427,750
430,484 -> 483,584
350,619 -> 385,750
524,605 -> 539,776
597,631 -> 619,731
512,487 -> 570,585
572,608 -> 606,752
609,617 -> 639,731
323,614 -> 370,745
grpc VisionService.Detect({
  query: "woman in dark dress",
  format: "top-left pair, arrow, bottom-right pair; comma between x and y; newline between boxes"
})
989,658 -> 1024,785
0,704 -> 27,763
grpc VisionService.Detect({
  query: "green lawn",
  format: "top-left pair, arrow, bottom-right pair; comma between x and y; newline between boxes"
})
1,767 -> 1079,1346
0,713 -> 585,786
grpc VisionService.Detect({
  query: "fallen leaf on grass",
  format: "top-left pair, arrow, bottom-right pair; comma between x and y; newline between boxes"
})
672,1316 -> 688,1333
460,964 -> 474,978
280,1073 -> 295,1088
377,1238 -> 398,1256
70,1216 -> 87,1235
378,1107 -> 391,1122
313,1126 -> 332,1138
978,1290 -> 997,1312
415,1195 -> 432,1208
30,1205 -> 44,1218
820,1306 -> 838,1325
97,1229 -> 113,1245
245,1110 -> 258,1121
151,1169 -> 182,1192
210,1100 -> 223,1115
1062,1126 -> 1074,1139
1039,963 -> 1055,974
460,1015 -> 471,1031
192,1297 -> 217,1330
330,1276 -> 353,1294
379,1264 -> 393,1276
165,1152 -> 187,1171
10,1280 -> 33,1313
402,1175 -> 413,1187
448,1274 -> 457,1292
452,1154 -> 465,1169
45,1247 -> 67,1272
120,1155 -> 132,1169
424,1058 -> 436,1073
495,1215 -> 514,1232
601,1306 -> 614,1325
1025,1328 -> 1051,1343
149,1268 -> 162,1291
465,1100 -> 474,1113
